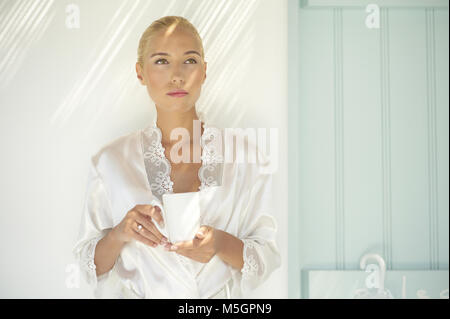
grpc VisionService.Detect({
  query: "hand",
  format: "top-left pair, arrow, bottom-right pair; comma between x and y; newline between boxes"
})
111,204 -> 170,248
163,225 -> 223,263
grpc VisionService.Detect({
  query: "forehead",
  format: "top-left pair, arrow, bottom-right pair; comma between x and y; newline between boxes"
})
148,27 -> 201,54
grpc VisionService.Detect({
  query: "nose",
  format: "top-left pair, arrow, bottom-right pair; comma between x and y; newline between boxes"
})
170,67 -> 184,85
171,76 -> 184,85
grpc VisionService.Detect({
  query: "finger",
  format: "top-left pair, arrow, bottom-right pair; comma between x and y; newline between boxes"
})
135,204 -> 164,227
137,225 -> 161,245
134,213 -> 167,243
131,228 -> 158,247
195,226 -> 209,239
150,205 -> 164,227
171,239 -> 194,251
195,233 -> 205,239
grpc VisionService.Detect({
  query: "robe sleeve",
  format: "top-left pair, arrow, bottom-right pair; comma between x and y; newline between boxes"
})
72,157 -> 116,292
234,160 -> 281,296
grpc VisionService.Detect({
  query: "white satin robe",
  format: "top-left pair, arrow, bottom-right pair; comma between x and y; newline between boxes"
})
72,120 -> 281,299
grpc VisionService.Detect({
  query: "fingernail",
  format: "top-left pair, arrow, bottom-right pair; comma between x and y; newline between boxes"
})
170,245 -> 178,251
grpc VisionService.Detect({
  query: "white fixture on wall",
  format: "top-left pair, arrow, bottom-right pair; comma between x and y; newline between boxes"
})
353,253 -> 394,299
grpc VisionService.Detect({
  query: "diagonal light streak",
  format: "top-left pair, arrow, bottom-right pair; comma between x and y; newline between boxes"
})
1,9 -> 55,89
208,0 -> 258,68
0,0 -> 30,42
0,0 -> 55,90
192,0 -> 216,32
0,0 -> 20,31
51,0 -> 154,127
161,0 -> 178,17
80,0 -> 132,66
109,67 -> 137,114
179,0 -> 196,18
208,27 -> 254,124
81,0 -> 157,133
197,0 -> 228,42
51,0 -> 139,126
50,0 -> 261,132
85,4 -> 157,130
0,1 -> 12,25
190,0 -> 213,25
1,0 -> 41,51
0,0 -> 52,71
95,0 -> 201,131
84,0 -> 156,128
0,0 -> 35,72
203,0 -> 255,72
197,0 -> 259,126
187,1 -> 250,122
198,3 -> 233,63
200,0 -> 233,43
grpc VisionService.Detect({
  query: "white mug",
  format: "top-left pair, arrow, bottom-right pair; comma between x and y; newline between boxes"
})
161,191 -> 201,244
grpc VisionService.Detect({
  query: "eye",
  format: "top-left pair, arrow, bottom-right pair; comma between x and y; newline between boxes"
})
155,58 -> 168,65
154,58 -> 197,65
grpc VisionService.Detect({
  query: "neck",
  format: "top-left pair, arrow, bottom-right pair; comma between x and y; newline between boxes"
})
154,106 -> 203,146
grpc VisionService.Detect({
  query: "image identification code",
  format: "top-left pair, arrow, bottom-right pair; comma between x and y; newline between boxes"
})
178,303 -> 272,316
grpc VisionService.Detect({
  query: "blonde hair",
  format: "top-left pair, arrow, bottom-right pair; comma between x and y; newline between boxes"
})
137,16 -> 204,68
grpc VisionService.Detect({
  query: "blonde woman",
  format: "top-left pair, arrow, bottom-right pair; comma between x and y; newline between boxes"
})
73,16 -> 280,299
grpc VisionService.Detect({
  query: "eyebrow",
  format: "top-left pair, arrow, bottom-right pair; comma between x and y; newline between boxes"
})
150,50 -> 201,58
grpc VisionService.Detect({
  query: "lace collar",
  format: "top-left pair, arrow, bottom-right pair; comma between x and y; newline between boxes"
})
140,119 -> 223,202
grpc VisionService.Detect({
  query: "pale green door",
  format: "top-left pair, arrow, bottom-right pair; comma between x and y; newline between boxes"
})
288,0 -> 449,299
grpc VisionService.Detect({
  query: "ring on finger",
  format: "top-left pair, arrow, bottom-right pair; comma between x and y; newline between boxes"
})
137,224 -> 143,232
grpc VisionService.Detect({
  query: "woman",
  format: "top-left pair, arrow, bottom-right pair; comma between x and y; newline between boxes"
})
73,16 -> 280,299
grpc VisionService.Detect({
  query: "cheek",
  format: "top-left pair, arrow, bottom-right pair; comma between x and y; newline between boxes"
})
187,69 -> 204,87
193,68 -> 205,81
147,70 -> 166,88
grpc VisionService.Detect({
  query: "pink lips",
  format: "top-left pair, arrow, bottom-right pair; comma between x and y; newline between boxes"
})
167,89 -> 188,97
167,92 -> 188,97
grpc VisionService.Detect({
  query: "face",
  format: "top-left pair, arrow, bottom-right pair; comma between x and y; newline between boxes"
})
136,26 -> 207,114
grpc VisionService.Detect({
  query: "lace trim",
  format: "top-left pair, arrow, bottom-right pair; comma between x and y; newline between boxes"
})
78,235 -> 103,286
141,120 -> 223,202
241,240 -> 264,280
199,126 -> 223,190
142,126 -> 174,196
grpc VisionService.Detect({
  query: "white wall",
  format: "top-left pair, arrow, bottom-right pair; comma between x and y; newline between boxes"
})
0,0 -> 288,298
